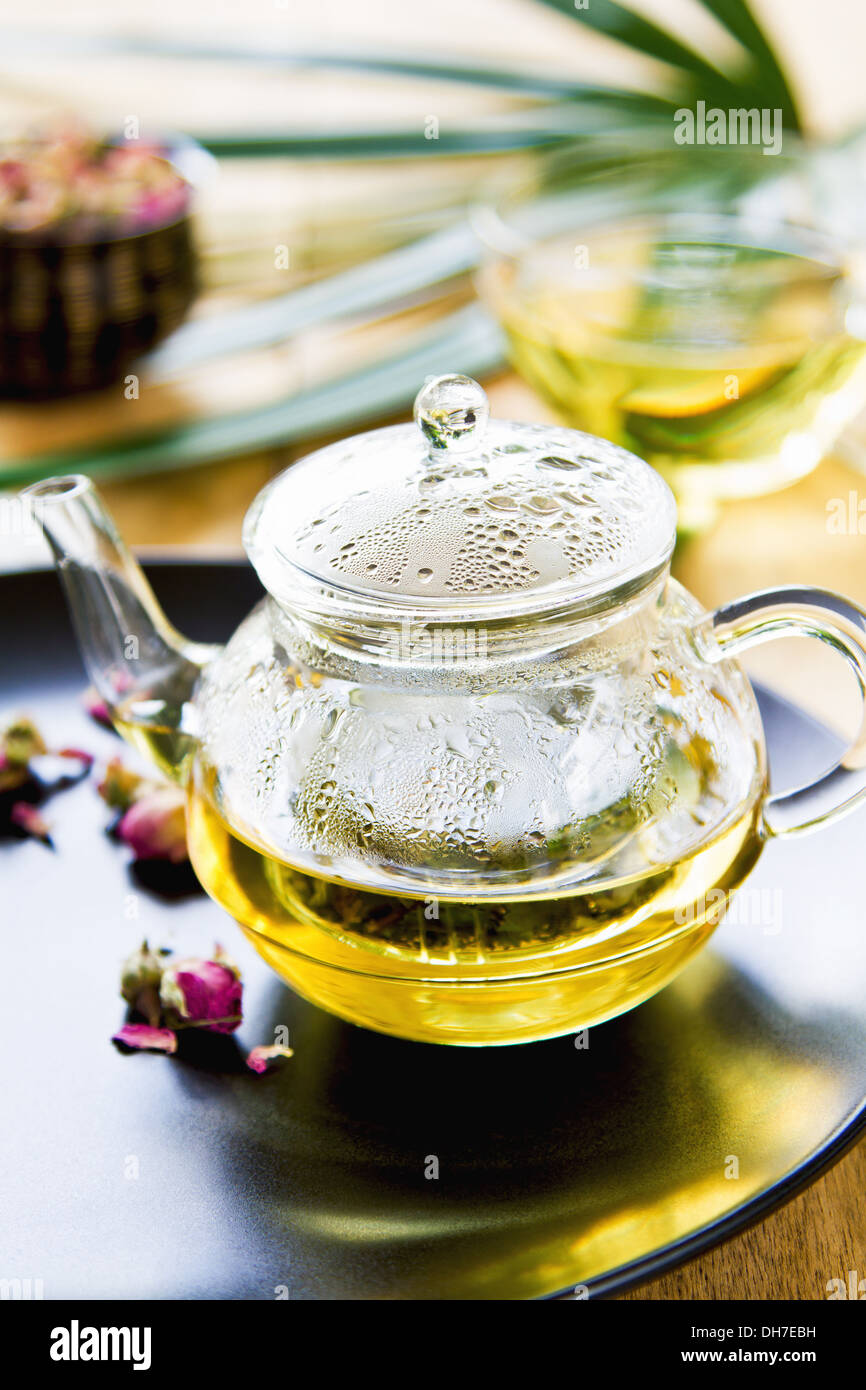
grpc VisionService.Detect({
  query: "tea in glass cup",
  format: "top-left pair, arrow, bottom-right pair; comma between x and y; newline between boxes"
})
481,213 -> 866,529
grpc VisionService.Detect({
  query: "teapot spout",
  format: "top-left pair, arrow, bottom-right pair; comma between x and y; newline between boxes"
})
23,475 -> 219,781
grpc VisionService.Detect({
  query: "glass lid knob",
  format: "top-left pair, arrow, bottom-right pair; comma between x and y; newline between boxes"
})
413,373 -> 490,454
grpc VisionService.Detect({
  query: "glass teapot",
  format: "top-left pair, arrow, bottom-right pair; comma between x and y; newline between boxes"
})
25,375 -> 866,1046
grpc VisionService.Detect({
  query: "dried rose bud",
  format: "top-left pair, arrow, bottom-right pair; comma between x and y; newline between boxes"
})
112,1023 -> 177,1054
121,940 -> 171,1027
160,946 -> 243,1034
10,801 -> 53,846
1,716 -> 46,767
117,785 -> 188,862
97,756 -> 148,812
246,1044 -> 294,1074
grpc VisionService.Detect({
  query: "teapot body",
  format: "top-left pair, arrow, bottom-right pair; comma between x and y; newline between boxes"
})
185,575 -> 767,1044
27,379 -> 866,1044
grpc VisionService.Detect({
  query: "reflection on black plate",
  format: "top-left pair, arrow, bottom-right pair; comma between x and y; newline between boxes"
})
2,563 -> 864,1300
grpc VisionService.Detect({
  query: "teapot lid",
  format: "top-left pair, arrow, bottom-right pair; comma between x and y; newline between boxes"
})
244,375 -> 676,617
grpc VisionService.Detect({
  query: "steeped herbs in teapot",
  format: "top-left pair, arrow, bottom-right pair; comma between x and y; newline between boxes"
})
25,376 -> 866,1044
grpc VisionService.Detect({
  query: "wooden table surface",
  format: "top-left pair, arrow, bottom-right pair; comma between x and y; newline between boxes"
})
2,0 -> 865,1301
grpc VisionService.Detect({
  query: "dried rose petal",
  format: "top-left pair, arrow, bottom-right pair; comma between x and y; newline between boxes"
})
121,940 -> 171,1027
58,746 -> 95,769
10,801 -> 53,845
246,1044 -> 294,1074
160,948 -> 242,1034
97,756 -> 148,811
117,785 -> 188,862
83,686 -> 113,727
112,1023 -> 177,1054
30,749 -> 93,788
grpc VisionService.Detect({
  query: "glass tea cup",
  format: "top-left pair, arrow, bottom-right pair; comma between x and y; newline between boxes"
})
479,208 -> 866,531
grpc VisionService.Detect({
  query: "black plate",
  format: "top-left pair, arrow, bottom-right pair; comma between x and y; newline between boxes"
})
2,562 -> 865,1300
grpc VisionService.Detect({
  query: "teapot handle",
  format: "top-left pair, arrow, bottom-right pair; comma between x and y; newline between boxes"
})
695,587 -> 866,838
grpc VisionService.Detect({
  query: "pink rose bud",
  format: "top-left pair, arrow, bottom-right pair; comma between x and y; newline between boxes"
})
117,785 -> 188,862
112,1023 -> 177,1054
160,946 -> 243,1034
246,1044 -> 294,1074
10,801 -> 53,846
121,940 -> 170,1027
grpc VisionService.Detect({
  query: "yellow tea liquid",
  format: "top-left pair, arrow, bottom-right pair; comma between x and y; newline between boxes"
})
186,779 -> 764,1045
111,591 -> 768,1045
